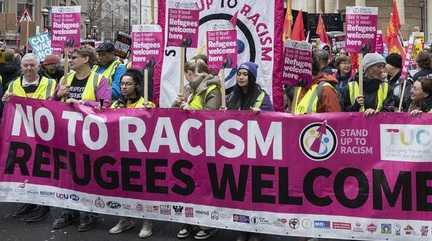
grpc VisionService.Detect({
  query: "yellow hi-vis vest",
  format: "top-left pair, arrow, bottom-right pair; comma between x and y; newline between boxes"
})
293,82 -> 334,114
188,84 -> 219,110
7,76 -> 56,100
111,97 -> 156,109
348,81 -> 388,111
92,60 -> 121,85
62,71 -> 103,101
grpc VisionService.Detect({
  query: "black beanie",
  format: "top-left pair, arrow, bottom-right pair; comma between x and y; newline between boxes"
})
386,53 -> 402,69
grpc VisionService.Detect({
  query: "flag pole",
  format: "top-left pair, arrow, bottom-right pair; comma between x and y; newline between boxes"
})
358,53 -> 364,112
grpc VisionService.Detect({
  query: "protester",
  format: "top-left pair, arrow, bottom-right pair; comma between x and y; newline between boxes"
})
55,47 -> 111,107
109,69 -> 154,238
334,54 -> 352,106
0,48 -> 21,90
173,56 -> 211,109
174,58 -> 221,240
386,53 -> 412,111
412,50 -> 432,81
52,47 -> 111,232
94,42 -> 127,100
39,54 -> 64,82
291,53 -> 341,114
226,62 -> 272,111
1,53 -> 56,223
408,75 -> 432,115
226,62 -> 272,241
317,49 -> 335,74
343,53 -> 394,115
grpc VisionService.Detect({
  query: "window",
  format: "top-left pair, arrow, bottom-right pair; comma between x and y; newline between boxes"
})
0,1 -> 4,13
17,0 -> 34,20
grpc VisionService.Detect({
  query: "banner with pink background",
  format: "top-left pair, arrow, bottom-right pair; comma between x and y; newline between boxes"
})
345,6 -> 378,53
0,97 -> 431,240
131,24 -> 163,69
51,6 -> 81,54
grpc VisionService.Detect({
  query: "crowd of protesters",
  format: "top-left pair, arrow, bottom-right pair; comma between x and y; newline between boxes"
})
0,40 -> 431,241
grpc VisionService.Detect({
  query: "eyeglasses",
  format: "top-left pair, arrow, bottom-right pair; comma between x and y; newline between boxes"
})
121,82 -> 135,87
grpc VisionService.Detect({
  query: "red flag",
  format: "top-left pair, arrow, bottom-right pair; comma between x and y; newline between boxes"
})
316,14 -> 329,45
291,10 -> 305,41
386,0 -> 405,57
230,11 -> 238,28
282,0 -> 293,42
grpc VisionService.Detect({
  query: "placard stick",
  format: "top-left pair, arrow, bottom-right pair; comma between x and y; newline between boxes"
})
219,69 -> 226,108
144,67 -> 149,103
358,53 -> 364,112
150,0 -> 155,24
398,79 -> 407,112
179,47 -> 185,97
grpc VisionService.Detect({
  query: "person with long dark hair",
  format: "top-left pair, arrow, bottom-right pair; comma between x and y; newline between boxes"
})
226,62 -> 273,112
227,62 -> 272,241
109,69 -> 154,238
408,75 -> 432,115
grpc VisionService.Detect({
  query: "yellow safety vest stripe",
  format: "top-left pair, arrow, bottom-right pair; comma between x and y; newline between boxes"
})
348,81 -> 388,111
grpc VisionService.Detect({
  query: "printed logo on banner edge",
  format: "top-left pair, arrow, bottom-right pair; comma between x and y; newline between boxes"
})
300,121 -> 338,161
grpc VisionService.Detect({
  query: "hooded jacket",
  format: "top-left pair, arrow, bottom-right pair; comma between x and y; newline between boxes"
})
186,73 -> 222,110
294,73 -> 341,113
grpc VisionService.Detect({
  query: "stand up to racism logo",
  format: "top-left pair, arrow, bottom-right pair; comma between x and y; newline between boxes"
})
299,121 -> 337,161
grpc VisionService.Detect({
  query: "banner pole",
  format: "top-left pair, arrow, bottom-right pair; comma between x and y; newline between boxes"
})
219,69 -> 226,108
358,53 -> 364,112
151,0 -> 155,24
398,79 -> 407,112
25,21 -> 30,53
144,67 -> 149,103
179,47 -> 185,97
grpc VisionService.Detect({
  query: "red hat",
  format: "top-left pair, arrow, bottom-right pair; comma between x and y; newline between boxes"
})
43,54 -> 60,65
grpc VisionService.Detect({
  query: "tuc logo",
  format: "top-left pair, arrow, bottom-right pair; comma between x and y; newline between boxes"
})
299,121 -> 337,161
380,124 -> 432,162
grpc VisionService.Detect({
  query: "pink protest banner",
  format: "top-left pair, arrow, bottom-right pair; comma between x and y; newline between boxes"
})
2,97 -> 432,241
401,34 -> 415,80
375,30 -> 384,54
345,6 -> 378,53
207,29 -> 237,72
282,40 -> 312,86
166,1 -> 199,48
132,24 -> 163,69
51,6 -> 81,54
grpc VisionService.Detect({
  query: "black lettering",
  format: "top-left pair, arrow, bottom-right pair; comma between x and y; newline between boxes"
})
207,163 -> 248,201
252,166 -> 275,204
171,159 -> 195,196
334,168 -> 369,208
5,142 -> 31,176
121,158 -> 143,192
279,167 -> 303,205
53,148 -> 67,180
94,156 -> 119,189
373,169 -> 412,210
68,152 -> 91,186
221,0 -> 237,8
146,159 -> 168,194
32,144 -> 51,178
165,49 -> 176,57
304,168 -> 332,206
416,172 -> 432,211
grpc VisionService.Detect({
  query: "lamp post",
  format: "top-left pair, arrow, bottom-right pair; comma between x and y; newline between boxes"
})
41,8 -> 49,32
85,18 -> 90,39
92,25 -> 97,40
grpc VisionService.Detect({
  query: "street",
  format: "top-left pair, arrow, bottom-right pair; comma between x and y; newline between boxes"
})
0,203 -> 301,241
